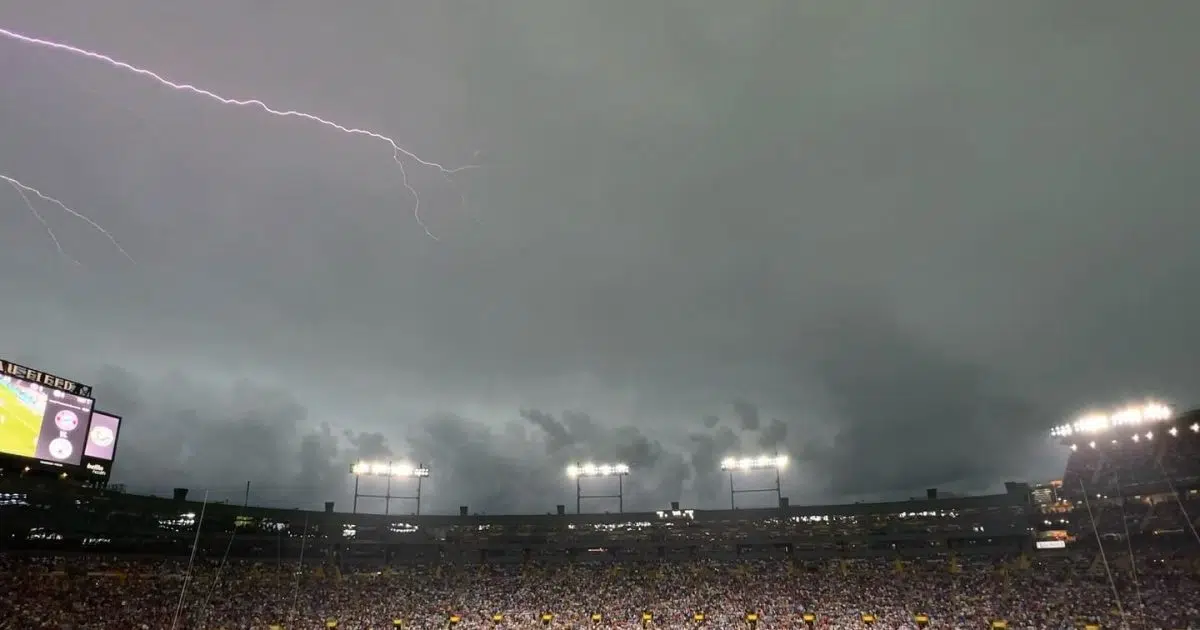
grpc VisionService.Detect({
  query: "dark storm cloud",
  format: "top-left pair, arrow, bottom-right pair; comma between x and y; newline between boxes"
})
2,0 -> 1199,511
689,426 -> 741,503
789,298 -> 1042,497
758,419 -> 787,451
520,408 -> 574,453
732,400 -> 760,431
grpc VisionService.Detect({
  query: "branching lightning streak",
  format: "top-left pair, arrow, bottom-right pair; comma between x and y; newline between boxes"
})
1,173 -> 133,263
0,26 -> 476,241
4,176 -> 79,266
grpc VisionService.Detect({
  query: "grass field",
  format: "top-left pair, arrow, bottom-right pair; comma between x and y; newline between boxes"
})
0,380 -> 44,458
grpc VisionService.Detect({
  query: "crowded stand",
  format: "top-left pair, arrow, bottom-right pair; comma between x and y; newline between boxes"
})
2,548 -> 1200,628
2,406 -> 1199,628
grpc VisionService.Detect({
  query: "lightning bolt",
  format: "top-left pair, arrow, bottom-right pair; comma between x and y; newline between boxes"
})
0,26 -> 476,241
2,173 -> 133,263
4,176 -> 79,266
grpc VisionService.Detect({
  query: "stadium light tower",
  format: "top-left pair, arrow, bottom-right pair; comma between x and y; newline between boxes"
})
721,454 -> 787,510
1049,401 -> 1173,442
566,462 -> 630,514
350,461 -> 430,516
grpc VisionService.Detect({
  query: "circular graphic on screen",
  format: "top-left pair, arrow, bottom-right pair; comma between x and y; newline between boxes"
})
54,410 -> 79,432
89,425 -> 115,448
47,437 -> 74,460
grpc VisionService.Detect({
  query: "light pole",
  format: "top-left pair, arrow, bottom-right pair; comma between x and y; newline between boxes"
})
721,454 -> 787,510
566,462 -> 630,514
350,461 -> 430,515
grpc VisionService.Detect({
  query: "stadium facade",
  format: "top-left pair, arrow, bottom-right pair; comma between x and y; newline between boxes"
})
0,479 -> 1035,563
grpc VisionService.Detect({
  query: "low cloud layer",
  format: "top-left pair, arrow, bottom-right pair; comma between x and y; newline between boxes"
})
79,293 -> 1057,513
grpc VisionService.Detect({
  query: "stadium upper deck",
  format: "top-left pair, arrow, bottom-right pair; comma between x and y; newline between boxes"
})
0,477 -> 1034,562
1058,407 -> 1200,498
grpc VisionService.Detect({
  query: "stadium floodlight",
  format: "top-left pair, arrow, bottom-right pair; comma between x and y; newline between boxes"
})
350,461 -> 431,478
720,454 -> 788,471
566,462 -> 630,478
349,460 -> 429,516
1049,401 -> 1173,438
567,462 -> 630,514
722,453 -> 787,509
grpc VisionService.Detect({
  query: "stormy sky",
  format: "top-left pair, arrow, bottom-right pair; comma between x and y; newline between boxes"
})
1,1 -> 1197,514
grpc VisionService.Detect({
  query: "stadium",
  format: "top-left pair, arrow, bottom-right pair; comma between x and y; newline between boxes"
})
1,361 -> 1198,628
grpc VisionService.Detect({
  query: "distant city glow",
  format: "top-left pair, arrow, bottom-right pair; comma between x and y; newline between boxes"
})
720,454 -> 788,471
566,463 -> 630,478
350,461 -> 430,478
1050,402 -> 1172,437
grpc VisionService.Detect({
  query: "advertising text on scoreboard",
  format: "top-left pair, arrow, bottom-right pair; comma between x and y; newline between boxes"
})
0,360 -> 92,397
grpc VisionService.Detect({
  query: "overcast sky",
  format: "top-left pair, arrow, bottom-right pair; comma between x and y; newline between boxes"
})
1,1 -> 1197,514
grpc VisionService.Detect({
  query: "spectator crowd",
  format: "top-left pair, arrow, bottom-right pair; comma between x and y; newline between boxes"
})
2,546 -> 1198,629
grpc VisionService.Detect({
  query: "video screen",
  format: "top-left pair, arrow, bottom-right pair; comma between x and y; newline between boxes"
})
84,411 -> 121,460
0,373 -> 94,466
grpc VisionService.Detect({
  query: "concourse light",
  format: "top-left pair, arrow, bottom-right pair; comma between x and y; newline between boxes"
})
566,462 -> 630,478
1191,422 -> 1199,433
720,454 -> 788,471
350,461 -> 431,478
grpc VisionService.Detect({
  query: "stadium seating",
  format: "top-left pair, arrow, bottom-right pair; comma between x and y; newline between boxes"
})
3,412 -> 1199,628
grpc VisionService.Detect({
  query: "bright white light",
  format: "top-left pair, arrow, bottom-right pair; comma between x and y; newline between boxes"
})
1191,422 -> 1199,433
350,461 -> 430,478
1077,414 -> 1110,433
720,454 -> 787,471
1168,427 -> 1178,437
1051,401 -> 1173,437
567,462 -> 629,478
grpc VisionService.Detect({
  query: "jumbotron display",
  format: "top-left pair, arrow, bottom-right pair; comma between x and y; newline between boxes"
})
0,372 -> 94,466
81,410 -> 122,479
84,411 -> 121,461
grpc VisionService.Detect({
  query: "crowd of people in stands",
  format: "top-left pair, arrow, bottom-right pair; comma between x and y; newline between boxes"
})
3,545 -> 1199,629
